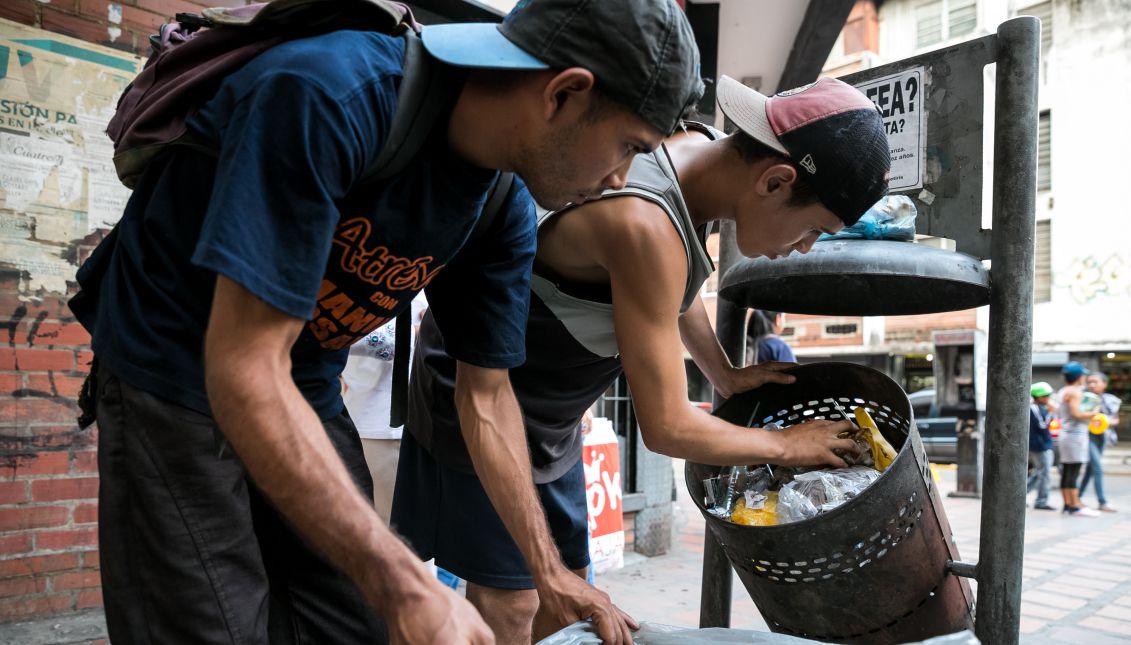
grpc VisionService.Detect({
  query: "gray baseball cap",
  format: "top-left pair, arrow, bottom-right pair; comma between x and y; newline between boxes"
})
421,0 -> 704,136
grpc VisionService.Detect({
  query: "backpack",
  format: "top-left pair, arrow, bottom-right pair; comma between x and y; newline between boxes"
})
79,0 -> 516,429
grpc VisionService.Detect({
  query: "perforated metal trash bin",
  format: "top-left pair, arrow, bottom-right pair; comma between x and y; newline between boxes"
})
686,363 -> 974,644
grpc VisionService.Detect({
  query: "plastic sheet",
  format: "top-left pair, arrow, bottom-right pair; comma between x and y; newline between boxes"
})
538,621 -> 980,644
819,195 -> 917,242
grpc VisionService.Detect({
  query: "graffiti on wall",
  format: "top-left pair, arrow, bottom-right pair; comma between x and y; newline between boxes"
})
1055,254 -> 1128,304
0,20 -> 139,297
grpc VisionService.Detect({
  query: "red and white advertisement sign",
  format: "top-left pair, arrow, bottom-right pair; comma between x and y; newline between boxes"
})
583,417 -> 624,574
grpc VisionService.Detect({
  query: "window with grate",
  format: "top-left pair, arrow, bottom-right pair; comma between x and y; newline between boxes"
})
1038,111 -> 1051,191
948,0 -> 978,38
824,323 -> 859,335
916,0 -> 980,49
916,0 -> 944,47
780,326 -> 796,337
1034,219 -> 1051,303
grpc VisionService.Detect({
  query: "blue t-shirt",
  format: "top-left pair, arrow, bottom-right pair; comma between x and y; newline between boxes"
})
71,31 -> 536,419
756,335 -> 796,364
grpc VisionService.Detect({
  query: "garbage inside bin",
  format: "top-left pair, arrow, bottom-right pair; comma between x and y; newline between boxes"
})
687,363 -> 974,644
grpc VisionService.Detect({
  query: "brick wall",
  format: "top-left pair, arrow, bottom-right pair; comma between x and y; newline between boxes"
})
0,271 -> 103,622
0,0 -> 248,55
1,0 -> 235,625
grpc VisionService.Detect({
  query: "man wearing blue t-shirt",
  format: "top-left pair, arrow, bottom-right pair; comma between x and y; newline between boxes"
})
69,1 -> 703,643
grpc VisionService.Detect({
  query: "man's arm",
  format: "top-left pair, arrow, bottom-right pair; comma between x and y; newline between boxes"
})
453,362 -> 635,644
205,276 -> 492,645
598,201 -> 855,467
1063,388 -> 1091,421
678,295 -> 796,398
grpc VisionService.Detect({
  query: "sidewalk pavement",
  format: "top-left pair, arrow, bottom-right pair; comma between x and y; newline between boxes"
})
597,453 -> 1131,644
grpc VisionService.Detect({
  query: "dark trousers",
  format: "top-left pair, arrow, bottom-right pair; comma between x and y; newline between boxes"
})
95,368 -> 387,644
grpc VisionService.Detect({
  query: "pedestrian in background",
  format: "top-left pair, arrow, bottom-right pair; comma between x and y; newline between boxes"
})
1080,371 -> 1121,512
1027,382 -> 1056,510
1056,362 -> 1100,517
746,310 -> 796,365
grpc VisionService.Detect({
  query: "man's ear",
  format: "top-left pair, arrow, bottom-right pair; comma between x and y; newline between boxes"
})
540,68 -> 597,122
760,163 -> 799,198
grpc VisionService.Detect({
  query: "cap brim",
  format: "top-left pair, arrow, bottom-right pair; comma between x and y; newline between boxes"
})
421,23 -> 549,70
716,75 -> 787,155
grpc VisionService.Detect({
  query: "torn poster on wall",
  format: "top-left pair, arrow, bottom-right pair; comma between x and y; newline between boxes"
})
0,19 -> 140,295
854,66 -> 926,192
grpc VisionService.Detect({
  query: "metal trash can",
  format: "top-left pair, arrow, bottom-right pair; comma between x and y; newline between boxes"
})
686,363 -> 974,644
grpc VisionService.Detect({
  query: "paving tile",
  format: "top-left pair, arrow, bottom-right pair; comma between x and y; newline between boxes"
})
1112,594 -> 1131,607
1081,616 -> 1131,636
1047,625 -> 1131,644
1038,580 -> 1106,599
1096,604 -> 1131,622
1049,575 -> 1119,593
1074,567 -> 1131,582
1019,616 -> 1046,634
1021,601 -> 1070,620
1021,591 -> 1087,610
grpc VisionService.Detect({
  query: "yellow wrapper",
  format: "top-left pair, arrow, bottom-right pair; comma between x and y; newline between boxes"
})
731,492 -> 779,526
854,408 -> 897,472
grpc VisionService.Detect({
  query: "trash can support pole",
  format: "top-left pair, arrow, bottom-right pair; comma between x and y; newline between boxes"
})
976,16 -> 1039,645
700,220 -> 745,628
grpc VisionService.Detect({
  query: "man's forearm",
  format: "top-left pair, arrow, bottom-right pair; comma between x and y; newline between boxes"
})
677,298 -> 737,396
207,362 -> 429,610
454,363 -> 565,583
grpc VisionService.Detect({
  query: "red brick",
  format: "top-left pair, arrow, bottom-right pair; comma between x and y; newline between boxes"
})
75,351 -> 95,372
0,373 -> 23,394
7,452 -> 70,477
43,4 -> 105,45
0,480 -> 28,504
186,0 -> 248,7
73,502 -> 98,525
25,374 -> 87,399
0,0 -> 37,25
72,450 -> 98,474
0,553 -> 81,578
119,4 -> 166,33
0,575 -> 47,597
0,399 -> 80,425
135,0 -> 201,19
0,593 -> 73,621
76,589 -> 103,610
81,550 -> 100,569
32,477 -> 98,502
52,569 -> 101,591
12,349 -> 74,372
0,505 -> 68,532
0,533 -> 34,557
30,426 -> 95,451
35,527 -> 99,551
21,322 -> 91,348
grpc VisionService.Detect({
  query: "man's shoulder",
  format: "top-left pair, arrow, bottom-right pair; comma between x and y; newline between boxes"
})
234,30 -> 406,97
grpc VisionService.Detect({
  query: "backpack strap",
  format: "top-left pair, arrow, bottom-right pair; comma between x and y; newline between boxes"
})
388,171 -> 515,428
358,32 -> 458,185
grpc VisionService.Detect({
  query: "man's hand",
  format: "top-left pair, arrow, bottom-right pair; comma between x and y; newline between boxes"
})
716,361 -> 797,399
386,576 -> 494,645
533,571 -> 637,644
767,419 -> 859,468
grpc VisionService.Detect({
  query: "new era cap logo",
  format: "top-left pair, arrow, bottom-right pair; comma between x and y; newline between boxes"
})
800,154 -> 817,174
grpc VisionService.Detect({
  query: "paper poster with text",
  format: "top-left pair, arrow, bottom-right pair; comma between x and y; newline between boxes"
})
855,67 -> 926,192
583,417 -> 624,575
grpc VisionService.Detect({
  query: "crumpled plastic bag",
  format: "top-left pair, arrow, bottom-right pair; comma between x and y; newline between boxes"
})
774,483 -> 819,524
819,195 -> 917,242
786,466 -> 881,515
538,621 -> 980,644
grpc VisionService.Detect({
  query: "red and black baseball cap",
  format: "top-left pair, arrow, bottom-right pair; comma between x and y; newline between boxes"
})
716,75 -> 890,225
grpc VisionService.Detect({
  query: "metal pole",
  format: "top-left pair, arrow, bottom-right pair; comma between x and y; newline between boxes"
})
699,220 -> 746,628
976,16 -> 1039,645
